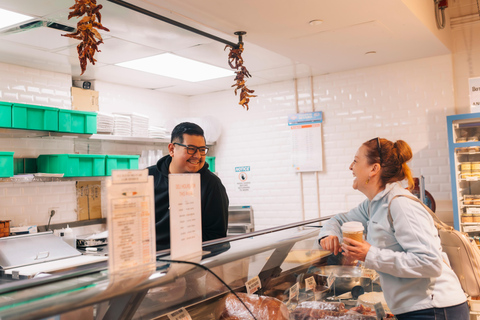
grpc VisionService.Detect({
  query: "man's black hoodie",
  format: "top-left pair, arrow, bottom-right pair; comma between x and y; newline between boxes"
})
148,155 -> 229,251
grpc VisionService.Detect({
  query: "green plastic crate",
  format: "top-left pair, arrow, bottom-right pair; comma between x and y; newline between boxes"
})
12,103 -> 58,131
58,109 -> 97,134
37,154 -> 106,177
14,158 -> 37,174
105,155 -> 139,176
13,158 -> 23,175
205,156 -> 215,172
24,158 -> 37,173
0,152 -> 14,177
0,102 -> 12,128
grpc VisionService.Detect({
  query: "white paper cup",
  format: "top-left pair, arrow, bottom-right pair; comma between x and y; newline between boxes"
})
341,221 -> 364,243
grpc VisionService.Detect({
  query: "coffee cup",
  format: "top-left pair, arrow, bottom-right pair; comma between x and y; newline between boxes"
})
341,221 -> 364,243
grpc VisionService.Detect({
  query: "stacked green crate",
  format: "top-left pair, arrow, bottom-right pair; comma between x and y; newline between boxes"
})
14,158 -> 37,175
105,155 -> 139,176
0,152 -> 14,177
58,109 -> 97,134
0,102 -> 12,128
205,156 -> 215,172
12,104 -> 58,131
37,154 -> 105,177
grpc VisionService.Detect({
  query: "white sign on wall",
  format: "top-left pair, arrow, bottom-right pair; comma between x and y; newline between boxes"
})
235,165 -> 251,192
288,112 -> 324,172
469,77 -> 480,113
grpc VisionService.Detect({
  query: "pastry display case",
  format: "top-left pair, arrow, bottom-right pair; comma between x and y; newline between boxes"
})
0,217 -> 385,320
447,112 -> 480,234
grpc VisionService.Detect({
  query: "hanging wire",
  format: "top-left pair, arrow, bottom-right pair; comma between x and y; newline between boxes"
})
434,0 -> 446,29
158,258 -> 258,320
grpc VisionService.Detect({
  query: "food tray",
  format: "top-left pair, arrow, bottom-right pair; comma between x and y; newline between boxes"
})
12,103 -> 58,131
37,154 -> 106,177
58,109 -> 97,134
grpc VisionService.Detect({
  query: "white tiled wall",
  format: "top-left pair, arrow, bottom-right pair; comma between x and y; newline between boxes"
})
0,62 -> 71,109
189,54 -> 455,230
0,55 -> 457,231
452,23 -> 480,114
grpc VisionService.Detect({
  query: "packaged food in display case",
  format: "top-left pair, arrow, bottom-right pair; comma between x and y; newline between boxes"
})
448,113 -> 480,233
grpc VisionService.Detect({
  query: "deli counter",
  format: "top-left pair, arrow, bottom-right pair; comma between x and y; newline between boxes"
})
0,218 -> 386,320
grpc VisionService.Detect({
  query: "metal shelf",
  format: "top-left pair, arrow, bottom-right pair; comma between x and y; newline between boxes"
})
0,176 -> 107,183
0,128 -> 215,146
0,128 -> 91,139
89,134 -> 170,145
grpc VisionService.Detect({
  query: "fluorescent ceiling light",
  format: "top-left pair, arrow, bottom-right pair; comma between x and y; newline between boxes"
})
116,53 -> 234,82
0,8 -> 34,29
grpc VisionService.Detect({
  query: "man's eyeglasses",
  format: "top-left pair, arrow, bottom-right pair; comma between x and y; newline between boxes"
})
173,143 -> 209,155
376,137 -> 382,165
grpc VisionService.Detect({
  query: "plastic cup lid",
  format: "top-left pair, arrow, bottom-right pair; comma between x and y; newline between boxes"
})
341,221 -> 364,232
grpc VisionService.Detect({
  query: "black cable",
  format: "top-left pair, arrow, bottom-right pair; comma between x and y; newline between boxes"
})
46,210 -> 55,231
158,258 -> 258,320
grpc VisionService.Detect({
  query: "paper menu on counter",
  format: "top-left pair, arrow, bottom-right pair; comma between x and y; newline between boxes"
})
106,169 -> 156,289
168,174 -> 202,260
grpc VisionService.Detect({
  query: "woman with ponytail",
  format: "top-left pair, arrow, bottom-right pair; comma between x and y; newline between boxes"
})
318,138 -> 468,320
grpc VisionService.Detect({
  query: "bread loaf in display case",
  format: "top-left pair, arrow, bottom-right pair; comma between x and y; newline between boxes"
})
217,292 -> 289,320
290,301 -> 377,320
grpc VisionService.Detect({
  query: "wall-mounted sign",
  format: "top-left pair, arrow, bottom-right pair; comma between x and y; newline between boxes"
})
469,77 -> 480,113
235,166 -> 251,192
288,112 -> 323,172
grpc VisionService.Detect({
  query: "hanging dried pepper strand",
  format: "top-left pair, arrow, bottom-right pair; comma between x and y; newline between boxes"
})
225,43 -> 256,110
62,0 -> 110,75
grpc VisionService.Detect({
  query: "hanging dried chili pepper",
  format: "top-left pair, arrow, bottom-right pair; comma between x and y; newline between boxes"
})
225,42 -> 256,110
62,0 -> 110,75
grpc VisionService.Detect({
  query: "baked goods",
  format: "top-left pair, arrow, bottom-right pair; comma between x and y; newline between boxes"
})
217,292 -> 289,320
291,301 -> 346,319
291,301 -> 379,319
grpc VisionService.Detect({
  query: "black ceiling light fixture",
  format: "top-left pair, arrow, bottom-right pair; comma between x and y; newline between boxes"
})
434,0 -> 448,29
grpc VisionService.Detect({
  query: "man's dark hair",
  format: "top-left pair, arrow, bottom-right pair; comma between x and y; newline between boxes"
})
170,122 -> 205,143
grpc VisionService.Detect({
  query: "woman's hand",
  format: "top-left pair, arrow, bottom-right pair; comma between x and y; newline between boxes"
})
341,238 -> 371,262
320,235 -> 342,255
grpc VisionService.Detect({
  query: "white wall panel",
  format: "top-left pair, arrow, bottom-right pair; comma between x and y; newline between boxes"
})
189,54 -> 455,231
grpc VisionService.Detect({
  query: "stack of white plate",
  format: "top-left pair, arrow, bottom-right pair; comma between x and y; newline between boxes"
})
130,113 -> 149,138
113,114 -> 132,136
96,112 -> 114,134
149,126 -> 168,139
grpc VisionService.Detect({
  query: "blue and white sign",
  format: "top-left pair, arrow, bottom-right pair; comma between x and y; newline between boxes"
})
235,165 -> 251,192
289,112 -> 324,172
288,112 -> 323,126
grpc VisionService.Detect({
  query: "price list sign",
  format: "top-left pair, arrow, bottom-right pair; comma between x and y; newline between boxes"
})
106,170 -> 156,289
169,174 -> 202,260
288,112 -> 323,172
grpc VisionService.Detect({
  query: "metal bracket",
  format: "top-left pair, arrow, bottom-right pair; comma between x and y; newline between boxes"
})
234,31 -> 246,46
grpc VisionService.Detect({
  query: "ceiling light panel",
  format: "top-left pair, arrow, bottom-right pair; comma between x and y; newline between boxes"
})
0,8 -> 34,29
116,53 -> 234,82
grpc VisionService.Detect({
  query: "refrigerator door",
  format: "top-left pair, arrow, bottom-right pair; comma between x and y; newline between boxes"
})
447,113 -> 480,236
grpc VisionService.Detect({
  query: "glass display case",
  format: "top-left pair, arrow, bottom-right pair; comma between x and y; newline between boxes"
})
447,112 -> 480,235
0,218 -> 385,320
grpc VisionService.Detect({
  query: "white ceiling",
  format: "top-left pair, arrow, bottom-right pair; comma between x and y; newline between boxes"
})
0,0 -> 475,96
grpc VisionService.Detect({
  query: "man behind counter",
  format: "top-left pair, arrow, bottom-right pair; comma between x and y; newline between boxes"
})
148,122 -> 229,251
